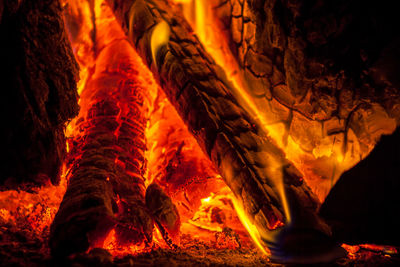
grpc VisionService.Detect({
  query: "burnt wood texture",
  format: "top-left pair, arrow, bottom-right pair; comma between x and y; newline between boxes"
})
50,40 -> 154,257
106,0 -> 344,261
211,0 -> 400,160
0,0 -> 79,189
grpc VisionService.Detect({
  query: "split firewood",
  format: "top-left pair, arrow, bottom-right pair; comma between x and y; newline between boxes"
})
106,0 -> 344,261
50,9 -> 156,256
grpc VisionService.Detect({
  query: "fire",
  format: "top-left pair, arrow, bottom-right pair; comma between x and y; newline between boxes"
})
145,86 -> 249,248
0,165 -> 68,240
150,21 -> 170,67
60,0 -> 251,256
171,0 -> 293,249
168,0 -> 393,254
0,0 -> 397,264
102,229 -> 149,256
169,0 -> 377,204
231,197 -> 269,255
342,244 -> 398,260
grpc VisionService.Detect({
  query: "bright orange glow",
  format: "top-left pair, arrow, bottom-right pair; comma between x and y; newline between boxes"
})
168,0 -> 382,254
360,244 -> 398,255
342,243 -> 398,260
231,196 -> 269,255
146,87 -> 248,247
102,229 -> 149,256
62,0 -> 248,256
342,244 -> 360,260
0,164 -> 68,237
63,0 -> 159,256
176,0 -> 376,206
0,0 -> 395,263
179,0 -> 293,240
150,21 -> 170,67
194,0 -> 206,43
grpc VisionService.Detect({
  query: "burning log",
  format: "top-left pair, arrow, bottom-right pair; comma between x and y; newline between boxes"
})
145,183 -> 180,247
107,0 -> 345,261
50,37 -> 154,256
209,0 -> 399,198
0,0 -> 79,189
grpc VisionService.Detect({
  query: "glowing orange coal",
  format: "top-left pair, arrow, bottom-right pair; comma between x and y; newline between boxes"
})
61,0 -> 249,256
1,0 -> 397,263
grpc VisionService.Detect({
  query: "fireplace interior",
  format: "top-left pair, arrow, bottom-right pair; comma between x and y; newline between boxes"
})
1,0 -> 400,266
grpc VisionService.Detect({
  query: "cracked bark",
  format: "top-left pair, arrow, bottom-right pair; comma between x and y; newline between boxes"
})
106,0 -> 343,260
0,0 -> 79,189
209,0 -> 400,199
50,39 -> 154,257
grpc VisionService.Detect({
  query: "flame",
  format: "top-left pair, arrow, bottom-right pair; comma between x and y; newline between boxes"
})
0,0 -> 396,262
231,196 -> 269,255
194,0 -> 206,43
168,0 -> 370,254
150,21 -> 170,67
146,87 -> 248,247
202,196 -> 211,203
174,0 -> 292,235
63,0 -> 246,255
171,0 -> 373,206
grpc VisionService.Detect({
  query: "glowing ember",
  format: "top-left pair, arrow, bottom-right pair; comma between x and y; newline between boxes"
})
0,165 -> 68,238
1,0 -> 397,265
342,243 -> 398,260
145,87 -> 249,247
60,0 -> 250,256
102,229 -> 150,256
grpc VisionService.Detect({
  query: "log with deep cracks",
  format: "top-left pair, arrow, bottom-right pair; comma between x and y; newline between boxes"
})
106,0 -> 346,262
50,40 -> 154,257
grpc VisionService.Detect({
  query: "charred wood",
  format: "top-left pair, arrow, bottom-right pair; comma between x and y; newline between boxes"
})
50,39 -> 153,257
106,0 -> 344,260
0,0 -> 79,189
211,0 -> 400,156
